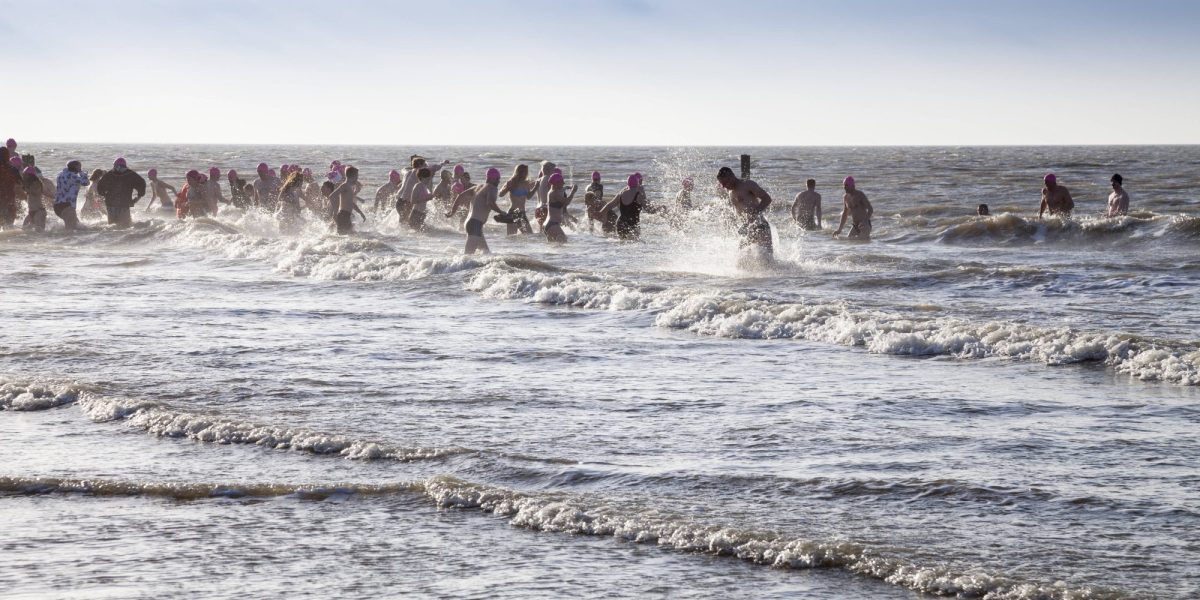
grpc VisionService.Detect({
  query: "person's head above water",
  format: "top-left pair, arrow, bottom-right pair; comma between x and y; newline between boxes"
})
540,161 -> 556,176
1110,173 -> 1123,187
486,168 -> 501,184
345,166 -> 359,181
806,178 -> 816,190
843,176 -> 856,191
417,167 -> 432,181
591,171 -> 601,181
147,168 -> 158,179
389,169 -> 402,185
548,172 -> 564,188
627,174 -> 640,189
67,160 -> 81,173
977,203 -> 990,216
682,177 -> 694,190
257,162 -> 269,176
453,164 -> 465,177
186,169 -> 201,182
716,167 -> 736,190
113,157 -> 128,171
228,169 -> 238,182
209,167 -> 220,179
5,138 -> 15,151
440,170 -> 451,182
1044,173 -> 1057,189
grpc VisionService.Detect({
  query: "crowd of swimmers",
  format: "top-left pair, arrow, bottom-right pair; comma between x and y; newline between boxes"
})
0,138 -> 1136,258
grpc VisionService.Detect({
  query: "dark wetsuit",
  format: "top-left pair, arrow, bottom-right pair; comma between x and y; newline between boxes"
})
617,191 -> 642,240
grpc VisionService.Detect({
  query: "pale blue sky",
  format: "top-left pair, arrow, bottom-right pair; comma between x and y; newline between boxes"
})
3,0 -> 1198,145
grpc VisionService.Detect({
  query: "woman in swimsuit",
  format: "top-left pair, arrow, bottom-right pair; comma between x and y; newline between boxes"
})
598,174 -> 645,241
277,171 -> 305,234
499,164 -> 534,235
544,172 -> 576,244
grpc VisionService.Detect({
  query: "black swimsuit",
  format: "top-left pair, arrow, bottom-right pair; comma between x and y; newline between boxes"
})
616,192 -> 642,240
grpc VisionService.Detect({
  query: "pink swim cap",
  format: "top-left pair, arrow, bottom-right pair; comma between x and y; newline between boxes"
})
4,138 -> 15,151
591,171 -> 600,181
548,172 -> 564,186
844,176 -> 855,187
389,169 -> 402,184
1044,173 -> 1057,184
268,169 -> 277,178
453,164 -> 465,177
22,166 -> 35,177
552,168 -> 563,177
228,169 -> 238,180
452,182 -> 465,194
486,168 -> 501,182
9,156 -> 22,168
209,167 -> 220,178
114,157 -> 127,169
200,174 -> 209,183
331,160 -> 341,169
257,162 -> 269,174
148,168 -> 158,178
186,169 -> 201,180
628,174 -> 640,188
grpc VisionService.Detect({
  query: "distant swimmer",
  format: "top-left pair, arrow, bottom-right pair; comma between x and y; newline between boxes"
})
53,160 -> 89,231
398,156 -> 450,227
434,169 -> 453,211
96,158 -> 146,228
977,204 -> 990,216
228,170 -> 252,208
584,171 -> 612,235
717,166 -> 774,257
277,170 -> 304,234
446,167 -> 505,254
83,169 -> 106,217
182,170 -> 209,218
21,167 -> 46,232
832,176 -> 873,241
252,163 -> 279,211
791,178 -> 822,231
1107,174 -> 1129,217
545,172 -> 577,244
0,147 -> 20,227
499,164 -> 534,235
1038,173 -> 1073,219
676,177 -> 694,212
146,168 -> 177,211
330,166 -> 366,235
375,170 -> 401,214
407,168 -> 434,230
206,167 -> 225,215
534,161 -> 556,233
598,175 -> 647,241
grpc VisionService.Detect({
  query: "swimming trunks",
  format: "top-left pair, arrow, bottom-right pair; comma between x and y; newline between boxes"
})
466,218 -> 484,237
335,210 -> 352,234
738,215 -> 773,250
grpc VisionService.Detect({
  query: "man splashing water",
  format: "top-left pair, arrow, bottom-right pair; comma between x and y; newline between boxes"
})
716,166 -> 774,267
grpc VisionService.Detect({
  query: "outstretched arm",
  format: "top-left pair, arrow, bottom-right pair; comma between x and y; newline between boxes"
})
446,188 -> 473,217
833,199 -> 849,237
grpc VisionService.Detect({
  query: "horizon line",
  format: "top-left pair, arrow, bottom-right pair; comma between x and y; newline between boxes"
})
18,141 -> 1200,148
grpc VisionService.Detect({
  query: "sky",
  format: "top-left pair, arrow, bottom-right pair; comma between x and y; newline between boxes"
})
3,0 -> 1199,145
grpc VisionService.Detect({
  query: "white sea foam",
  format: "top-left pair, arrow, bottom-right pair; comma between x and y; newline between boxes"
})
466,263 -> 1200,385
0,475 -> 416,500
77,395 -> 468,461
0,378 -> 85,411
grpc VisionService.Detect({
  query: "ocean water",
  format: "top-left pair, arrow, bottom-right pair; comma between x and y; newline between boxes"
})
2,144 -> 1198,599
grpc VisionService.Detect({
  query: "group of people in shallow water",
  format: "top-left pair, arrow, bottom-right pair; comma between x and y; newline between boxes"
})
1,137 -> 1136,259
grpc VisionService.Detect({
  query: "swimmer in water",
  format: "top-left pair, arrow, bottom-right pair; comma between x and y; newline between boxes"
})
252,162 -> 280,211
206,167 -> 224,215
1106,174 -> 1129,217
21,167 -> 46,231
182,170 -> 207,219
0,147 -> 21,227
499,164 -> 535,235
53,160 -> 89,231
1039,173 -> 1074,219
146,168 -> 178,211
95,158 -> 146,228
977,203 -> 990,216
375,170 -> 401,214
84,168 -> 106,218
227,170 -> 251,208
407,168 -> 434,230
584,171 -> 611,234
544,172 -> 577,244
533,161 -> 556,233
446,167 -> 505,255
434,169 -> 453,211
598,174 -> 646,241
791,178 -> 822,230
716,166 -> 774,256
398,156 -> 450,227
330,166 -> 366,235
277,171 -> 305,234
832,176 -> 873,241
676,177 -> 694,212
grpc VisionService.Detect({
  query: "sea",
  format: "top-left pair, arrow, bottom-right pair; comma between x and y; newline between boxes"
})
2,144 -> 1198,599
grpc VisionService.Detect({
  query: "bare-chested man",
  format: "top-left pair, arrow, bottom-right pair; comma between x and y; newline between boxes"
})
1039,173 -> 1074,219
716,166 -> 773,257
1106,173 -> 1129,218
832,176 -> 873,241
330,166 -> 367,235
791,178 -> 822,230
446,167 -> 504,254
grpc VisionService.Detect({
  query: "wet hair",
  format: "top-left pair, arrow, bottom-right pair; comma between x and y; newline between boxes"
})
320,181 -> 336,195
1110,173 -> 1123,185
977,203 -> 990,216
412,157 -> 426,168
281,171 -> 303,194
512,164 -> 528,180
806,178 -> 816,188
417,167 -> 431,180
716,167 -> 734,179
91,168 -> 105,180
345,166 -> 359,179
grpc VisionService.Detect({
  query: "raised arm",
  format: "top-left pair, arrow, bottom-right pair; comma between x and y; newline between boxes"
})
445,187 -> 474,217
